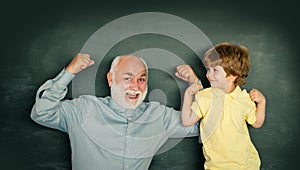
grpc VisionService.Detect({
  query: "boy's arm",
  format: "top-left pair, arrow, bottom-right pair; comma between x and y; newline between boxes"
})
181,83 -> 202,126
175,64 -> 199,84
249,88 -> 266,128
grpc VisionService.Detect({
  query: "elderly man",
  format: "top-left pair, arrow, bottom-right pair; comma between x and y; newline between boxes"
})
31,53 -> 201,170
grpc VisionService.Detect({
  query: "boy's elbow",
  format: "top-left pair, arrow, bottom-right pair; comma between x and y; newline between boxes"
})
251,124 -> 262,128
251,121 -> 264,128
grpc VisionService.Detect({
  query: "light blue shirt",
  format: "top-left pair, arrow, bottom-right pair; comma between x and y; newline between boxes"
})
31,69 -> 199,170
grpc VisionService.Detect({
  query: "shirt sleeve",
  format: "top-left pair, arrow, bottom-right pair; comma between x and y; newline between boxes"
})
191,91 -> 210,119
30,69 -> 80,132
244,93 -> 257,125
163,107 -> 199,138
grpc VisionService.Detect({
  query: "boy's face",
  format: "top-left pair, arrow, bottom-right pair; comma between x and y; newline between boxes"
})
206,64 -> 237,91
206,65 -> 227,89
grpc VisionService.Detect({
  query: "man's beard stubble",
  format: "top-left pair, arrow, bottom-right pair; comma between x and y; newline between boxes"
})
111,82 -> 148,110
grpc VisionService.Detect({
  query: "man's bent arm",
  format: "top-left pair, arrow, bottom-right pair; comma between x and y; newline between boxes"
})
163,107 -> 199,138
31,54 -> 94,131
30,69 -> 75,132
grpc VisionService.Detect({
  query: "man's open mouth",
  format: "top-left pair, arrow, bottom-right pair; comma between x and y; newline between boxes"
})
125,91 -> 141,100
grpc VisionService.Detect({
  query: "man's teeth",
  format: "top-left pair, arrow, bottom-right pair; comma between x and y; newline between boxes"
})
125,91 -> 140,99
126,91 -> 140,95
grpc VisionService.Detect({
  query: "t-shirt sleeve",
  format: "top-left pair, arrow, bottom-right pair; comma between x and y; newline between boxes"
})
191,91 -> 210,119
244,93 -> 257,125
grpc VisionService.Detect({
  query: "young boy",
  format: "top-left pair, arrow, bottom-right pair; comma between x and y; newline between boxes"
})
181,42 -> 266,169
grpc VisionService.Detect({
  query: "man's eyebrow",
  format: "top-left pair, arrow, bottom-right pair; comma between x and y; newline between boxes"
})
122,73 -> 134,76
140,73 -> 147,77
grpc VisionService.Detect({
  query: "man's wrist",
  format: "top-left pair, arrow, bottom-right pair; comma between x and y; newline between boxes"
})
66,66 -> 76,75
54,69 -> 75,87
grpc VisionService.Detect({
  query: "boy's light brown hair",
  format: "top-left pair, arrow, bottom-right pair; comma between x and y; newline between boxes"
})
203,42 -> 250,86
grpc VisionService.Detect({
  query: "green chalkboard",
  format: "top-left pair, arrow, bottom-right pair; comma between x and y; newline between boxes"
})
1,0 -> 300,169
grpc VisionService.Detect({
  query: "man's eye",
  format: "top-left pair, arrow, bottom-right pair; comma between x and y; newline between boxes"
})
124,77 -> 131,81
138,78 -> 145,82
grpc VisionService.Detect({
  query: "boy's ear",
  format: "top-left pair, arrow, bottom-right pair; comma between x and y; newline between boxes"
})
107,72 -> 113,87
230,75 -> 238,82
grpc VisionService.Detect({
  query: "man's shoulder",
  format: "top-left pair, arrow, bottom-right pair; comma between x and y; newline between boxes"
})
141,101 -> 167,112
74,95 -> 108,104
143,101 -> 179,114
76,95 -> 102,100
144,101 -> 168,109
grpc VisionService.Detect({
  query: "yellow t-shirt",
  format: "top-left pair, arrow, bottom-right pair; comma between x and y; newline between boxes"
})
192,86 -> 260,170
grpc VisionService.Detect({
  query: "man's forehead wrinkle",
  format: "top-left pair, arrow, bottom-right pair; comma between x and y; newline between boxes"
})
122,69 -> 147,77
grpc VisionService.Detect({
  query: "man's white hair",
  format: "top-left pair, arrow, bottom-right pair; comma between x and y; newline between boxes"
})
109,55 -> 148,79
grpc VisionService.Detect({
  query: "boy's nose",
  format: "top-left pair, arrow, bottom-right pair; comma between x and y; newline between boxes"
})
206,71 -> 211,79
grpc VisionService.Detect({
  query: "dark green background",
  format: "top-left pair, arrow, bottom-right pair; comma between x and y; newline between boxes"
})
1,0 -> 299,169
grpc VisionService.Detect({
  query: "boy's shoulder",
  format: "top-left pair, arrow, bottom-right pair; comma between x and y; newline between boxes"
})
234,86 -> 255,107
236,86 -> 251,99
196,87 -> 214,98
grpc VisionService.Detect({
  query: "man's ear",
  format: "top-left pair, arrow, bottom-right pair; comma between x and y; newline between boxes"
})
107,72 -> 113,87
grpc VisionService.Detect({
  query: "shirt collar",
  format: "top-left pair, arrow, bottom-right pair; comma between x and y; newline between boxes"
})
227,85 -> 242,99
211,86 -> 242,99
108,97 -> 146,121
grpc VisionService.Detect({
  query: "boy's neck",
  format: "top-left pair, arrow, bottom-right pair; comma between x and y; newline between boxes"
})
225,84 -> 236,94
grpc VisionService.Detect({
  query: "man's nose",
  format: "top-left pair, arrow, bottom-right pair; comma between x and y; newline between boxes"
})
129,79 -> 139,90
